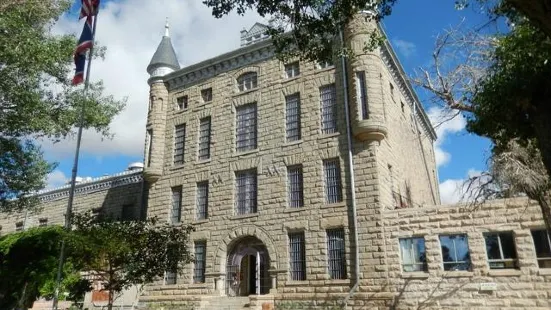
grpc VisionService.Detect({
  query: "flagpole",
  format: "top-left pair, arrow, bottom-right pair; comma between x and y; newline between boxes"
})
52,12 -> 99,310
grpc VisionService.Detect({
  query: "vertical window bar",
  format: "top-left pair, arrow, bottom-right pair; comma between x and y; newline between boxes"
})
193,241 -> 206,283
198,117 -> 211,160
196,181 -> 209,220
173,124 -> 186,165
287,165 -> 304,208
236,103 -> 258,152
324,159 -> 343,204
320,84 -> 337,134
285,94 -> 301,142
289,232 -> 306,281
355,71 -> 369,119
170,186 -> 182,224
327,229 -> 346,279
235,170 -> 257,215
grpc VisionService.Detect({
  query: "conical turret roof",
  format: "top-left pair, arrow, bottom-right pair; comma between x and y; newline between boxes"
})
147,21 -> 180,74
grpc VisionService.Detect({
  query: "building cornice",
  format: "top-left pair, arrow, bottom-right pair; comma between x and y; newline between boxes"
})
35,169 -> 143,203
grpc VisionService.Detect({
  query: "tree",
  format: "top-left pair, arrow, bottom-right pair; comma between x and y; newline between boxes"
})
0,226 -> 88,310
0,0 -> 125,212
70,212 -> 194,310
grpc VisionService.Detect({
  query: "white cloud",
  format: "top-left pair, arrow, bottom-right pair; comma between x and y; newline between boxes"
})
439,168 -> 483,204
43,0 -> 263,159
392,39 -> 417,58
427,107 -> 466,167
45,170 -> 69,190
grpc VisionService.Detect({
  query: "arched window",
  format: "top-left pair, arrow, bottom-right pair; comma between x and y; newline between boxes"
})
237,72 -> 258,92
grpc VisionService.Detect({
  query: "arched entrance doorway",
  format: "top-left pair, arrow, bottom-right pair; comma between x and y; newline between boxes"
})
226,236 -> 271,296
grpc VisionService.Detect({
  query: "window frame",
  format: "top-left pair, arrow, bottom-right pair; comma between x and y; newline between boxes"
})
287,165 -> 304,208
323,158 -> 343,204
237,72 -> 258,92
484,232 -> 519,269
355,71 -> 369,120
326,228 -> 346,279
176,95 -> 188,111
196,181 -> 209,220
285,62 -> 300,78
198,116 -> 211,160
173,124 -> 186,165
531,229 -> 551,268
235,102 -> 258,152
201,88 -> 213,103
235,169 -> 258,215
193,241 -> 207,283
320,84 -> 337,134
439,234 -> 471,271
170,186 -> 182,224
399,237 -> 427,272
285,93 -> 301,142
288,231 -> 306,281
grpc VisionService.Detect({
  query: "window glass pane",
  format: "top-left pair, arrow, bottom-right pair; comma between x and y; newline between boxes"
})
237,72 -> 258,92
399,238 -> 426,272
499,233 -> 517,259
484,234 -> 501,260
439,234 -> 470,271
532,230 -> 551,258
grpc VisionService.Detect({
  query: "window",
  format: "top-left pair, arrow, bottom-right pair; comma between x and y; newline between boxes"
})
198,117 -> 211,160
323,158 -> 343,204
177,95 -> 188,110
165,269 -> 177,285
289,232 -> 306,281
320,84 -> 337,134
237,72 -> 258,92
327,228 -> 346,279
15,221 -> 23,232
285,62 -> 300,78
146,129 -> 153,167
287,165 -> 304,208
317,60 -> 333,69
201,88 -> 212,103
439,234 -> 471,271
531,229 -> 551,268
401,101 -> 405,113
484,232 -> 518,269
196,181 -> 209,220
170,186 -> 182,224
355,71 -> 369,119
399,238 -> 427,272
38,218 -> 48,227
235,169 -> 257,215
194,241 -> 206,283
285,93 -> 301,142
173,124 -> 186,165
235,103 -> 257,152
389,82 -> 395,100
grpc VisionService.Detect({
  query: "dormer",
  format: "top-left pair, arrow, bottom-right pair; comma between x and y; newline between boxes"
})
240,22 -> 270,47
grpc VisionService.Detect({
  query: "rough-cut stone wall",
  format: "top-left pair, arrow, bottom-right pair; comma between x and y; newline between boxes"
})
0,170 -> 144,234
375,198 -> 551,310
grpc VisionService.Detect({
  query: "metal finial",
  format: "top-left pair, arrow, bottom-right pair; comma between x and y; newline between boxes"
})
165,17 -> 169,37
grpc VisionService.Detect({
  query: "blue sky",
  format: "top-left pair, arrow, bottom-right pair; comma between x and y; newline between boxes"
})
44,0 -> 493,204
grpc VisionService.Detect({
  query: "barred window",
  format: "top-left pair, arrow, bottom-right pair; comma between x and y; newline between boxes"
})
165,268 -> 177,285
285,93 -> 301,142
193,241 -> 206,283
237,72 -> 258,92
323,158 -> 343,204
176,95 -> 188,110
439,234 -> 471,271
289,232 -> 306,281
287,165 -> 304,208
484,232 -> 518,269
173,124 -> 186,165
317,60 -> 334,69
170,186 -> 182,224
531,229 -> 551,268
201,88 -> 212,103
198,117 -> 211,160
196,181 -> 209,220
355,71 -> 369,119
285,62 -> 300,78
236,103 -> 257,152
146,129 -> 153,167
38,218 -> 48,227
327,228 -> 346,279
320,84 -> 337,134
399,237 -> 427,272
235,169 -> 257,215
15,221 -> 23,232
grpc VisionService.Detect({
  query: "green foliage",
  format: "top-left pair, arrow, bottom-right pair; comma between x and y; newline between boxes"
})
202,0 -> 396,62
0,0 -> 125,212
70,212 -> 194,308
0,226 -> 87,309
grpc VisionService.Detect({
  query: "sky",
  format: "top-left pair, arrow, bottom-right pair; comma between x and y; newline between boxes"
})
44,0 -> 493,205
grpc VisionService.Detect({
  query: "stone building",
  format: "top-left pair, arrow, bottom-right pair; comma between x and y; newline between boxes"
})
3,11 -> 551,310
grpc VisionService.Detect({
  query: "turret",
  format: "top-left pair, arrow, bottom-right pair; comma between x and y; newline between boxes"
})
144,20 -> 180,183
344,11 -> 387,142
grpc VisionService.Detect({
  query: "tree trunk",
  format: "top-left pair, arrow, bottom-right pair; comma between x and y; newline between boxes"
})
108,289 -> 114,310
508,0 -> 551,38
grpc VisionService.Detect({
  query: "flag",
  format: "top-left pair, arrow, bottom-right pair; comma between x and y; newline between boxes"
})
79,0 -> 100,19
72,17 -> 94,85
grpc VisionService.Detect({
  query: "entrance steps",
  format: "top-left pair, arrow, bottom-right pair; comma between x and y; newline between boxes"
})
201,296 -> 251,310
